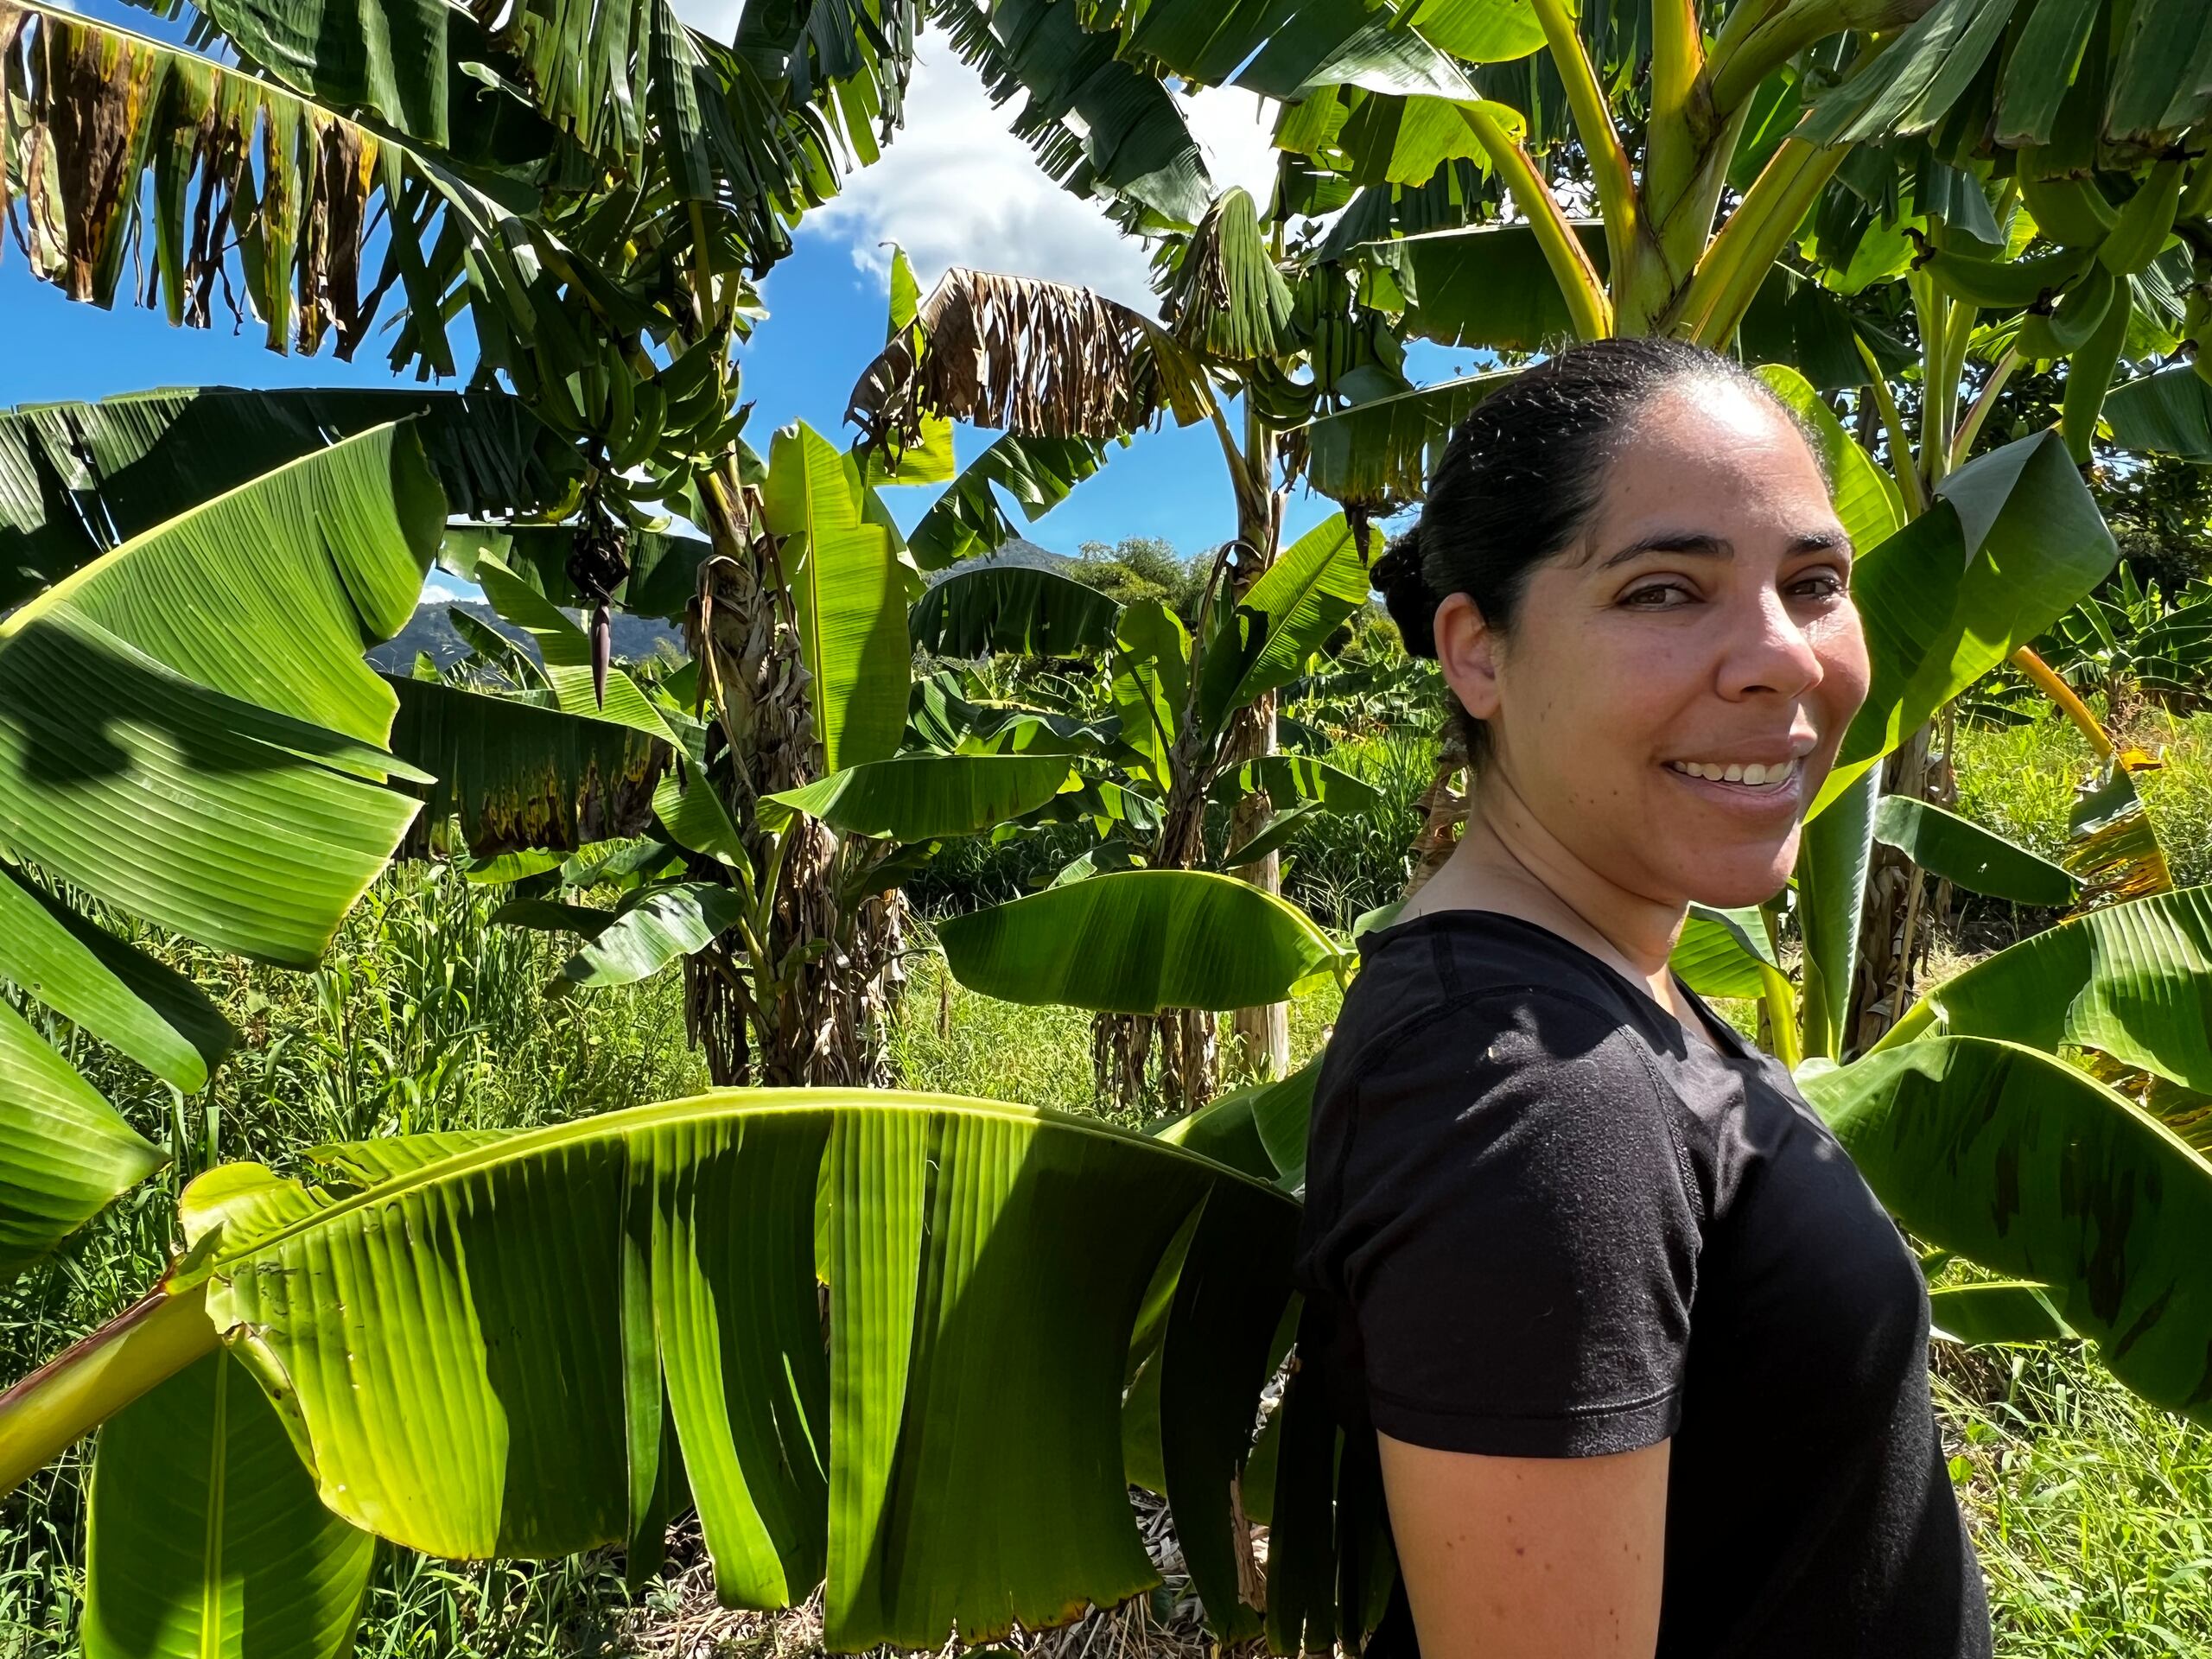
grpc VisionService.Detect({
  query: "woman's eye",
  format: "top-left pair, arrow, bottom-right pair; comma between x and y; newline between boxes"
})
1789,569 -> 1849,601
1621,582 -> 1693,609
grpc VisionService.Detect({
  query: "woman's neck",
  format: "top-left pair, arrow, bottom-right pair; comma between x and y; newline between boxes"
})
1409,772 -> 1689,993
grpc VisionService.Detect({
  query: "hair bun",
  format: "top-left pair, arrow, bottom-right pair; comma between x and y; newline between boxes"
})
1372,531 -> 1440,659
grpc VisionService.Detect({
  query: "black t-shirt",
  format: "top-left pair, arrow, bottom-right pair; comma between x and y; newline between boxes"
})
1295,908 -> 1993,1658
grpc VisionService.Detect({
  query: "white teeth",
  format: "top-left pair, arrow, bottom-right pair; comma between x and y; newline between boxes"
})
1669,758 -> 1797,785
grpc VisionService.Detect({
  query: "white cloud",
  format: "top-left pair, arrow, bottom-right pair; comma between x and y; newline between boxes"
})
676,0 -> 744,40
785,40 -> 1284,311
799,47 -> 1158,306
664,3 -> 1284,305
1180,82 -> 1281,206
421,573 -> 481,605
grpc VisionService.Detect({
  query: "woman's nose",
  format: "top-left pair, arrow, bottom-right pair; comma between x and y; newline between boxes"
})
1718,586 -> 1823,701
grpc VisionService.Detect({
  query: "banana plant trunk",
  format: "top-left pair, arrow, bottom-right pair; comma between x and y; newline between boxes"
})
1095,718 -> 1220,1111
1226,442 -> 1292,1082
1404,717 -> 1472,899
684,493 -> 902,1088
1846,724 -> 1945,1052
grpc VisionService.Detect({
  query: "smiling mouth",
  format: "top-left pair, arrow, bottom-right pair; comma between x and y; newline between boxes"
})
1664,756 -> 1801,790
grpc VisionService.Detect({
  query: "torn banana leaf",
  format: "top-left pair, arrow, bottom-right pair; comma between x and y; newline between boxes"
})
386,675 -> 671,857
0,386 -> 578,610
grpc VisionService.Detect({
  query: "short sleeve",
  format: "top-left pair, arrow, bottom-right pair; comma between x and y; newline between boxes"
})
1327,989 -> 1701,1458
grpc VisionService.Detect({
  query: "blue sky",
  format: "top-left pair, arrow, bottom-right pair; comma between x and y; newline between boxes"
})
0,11 -> 1462,590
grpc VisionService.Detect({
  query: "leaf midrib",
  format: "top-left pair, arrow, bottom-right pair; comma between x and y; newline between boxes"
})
0,421 -> 410,645
216,1087 -> 1298,1263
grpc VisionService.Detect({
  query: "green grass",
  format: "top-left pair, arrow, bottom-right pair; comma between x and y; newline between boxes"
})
1952,703 -> 2212,887
1939,1334 -> 2212,1654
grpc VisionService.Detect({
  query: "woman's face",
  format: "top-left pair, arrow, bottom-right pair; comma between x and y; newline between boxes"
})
1437,380 -> 1872,910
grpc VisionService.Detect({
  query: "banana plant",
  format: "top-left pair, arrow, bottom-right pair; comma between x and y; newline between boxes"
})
1286,2 -> 2212,1036
410,234 -> 1332,1095
850,0 -> 2113,1080
896,504 -> 1384,1110
0,0 -> 958,1107
843,229 -> 1416,1087
2038,566 -> 2212,716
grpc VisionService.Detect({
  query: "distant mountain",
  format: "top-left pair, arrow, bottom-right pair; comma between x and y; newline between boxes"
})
369,601 -> 684,672
381,537 -> 1077,671
921,537 -> 1078,586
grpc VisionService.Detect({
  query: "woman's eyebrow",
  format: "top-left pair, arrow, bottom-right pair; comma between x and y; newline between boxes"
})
1599,527 -> 1853,569
1599,531 -> 1730,569
1792,528 -> 1854,558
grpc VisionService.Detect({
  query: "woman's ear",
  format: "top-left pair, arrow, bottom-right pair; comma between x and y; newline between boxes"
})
1433,591 -> 1502,721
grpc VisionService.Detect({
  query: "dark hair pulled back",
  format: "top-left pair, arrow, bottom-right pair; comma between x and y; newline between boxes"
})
1371,337 -> 1822,764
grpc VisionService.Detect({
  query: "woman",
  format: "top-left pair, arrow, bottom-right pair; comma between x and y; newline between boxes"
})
1295,339 -> 1993,1657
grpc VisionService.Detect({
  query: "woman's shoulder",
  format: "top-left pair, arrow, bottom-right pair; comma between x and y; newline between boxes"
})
1333,906 -> 1671,1072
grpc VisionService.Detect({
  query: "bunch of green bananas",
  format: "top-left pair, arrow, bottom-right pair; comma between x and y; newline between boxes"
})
531,331 -> 741,474
1923,157 -> 2193,321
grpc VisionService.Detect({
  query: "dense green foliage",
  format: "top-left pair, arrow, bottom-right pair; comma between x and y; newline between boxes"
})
10,702 -> 2212,1656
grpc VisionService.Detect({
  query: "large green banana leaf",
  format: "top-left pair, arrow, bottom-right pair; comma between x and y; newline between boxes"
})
760,753 -> 1076,841
556,883 -> 748,990
1112,601 -> 1191,792
1389,221 -> 1610,353
1740,271 -> 1885,392
1198,514 -> 1377,738
2104,364 -> 2212,461
1797,769 -> 1878,1062
906,434 -> 1112,570
1803,1037 -> 2212,1423
910,565 -> 1122,658
1101,0 -> 1472,99
1927,1281 -> 2075,1346
1154,1057 -> 1319,1191
762,424 -> 908,772
1802,0 -> 2209,151
1669,905 -> 1780,1001
1872,797 -> 2079,906
1274,84 -> 1491,195
1300,373 -> 1510,505
0,420 -> 435,963
173,1090 -> 1302,1649
385,675 -> 671,857
0,388 -> 575,610
652,760 -> 748,869
0,423 -> 448,1268
1882,887 -> 2212,1091
1814,429 -> 2115,813
934,0 -> 1211,226
937,870 -> 1339,1014
1754,365 -> 1904,561
0,866 -> 233,1093
1209,754 -> 1384,816
85,1351 -> 375,1659
0,1000 -> 167,1279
